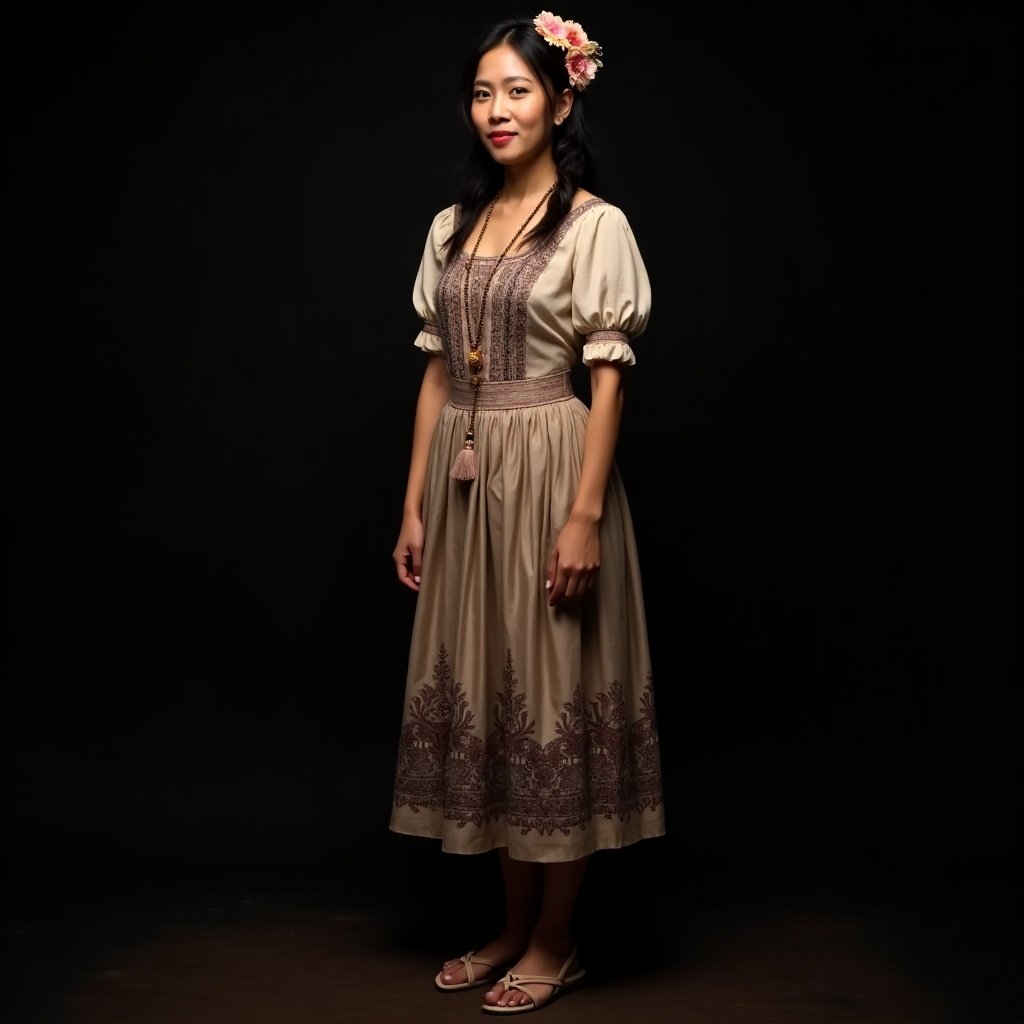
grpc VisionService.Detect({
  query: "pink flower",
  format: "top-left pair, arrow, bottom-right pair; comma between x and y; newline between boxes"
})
534,11 -> 569,47
565,49 -> 601,90
562,19 -> 588,49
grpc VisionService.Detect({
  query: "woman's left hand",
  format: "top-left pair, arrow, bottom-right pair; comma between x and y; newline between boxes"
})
546,514 -> 601,606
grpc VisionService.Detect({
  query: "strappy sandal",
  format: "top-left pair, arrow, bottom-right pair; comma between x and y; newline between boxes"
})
481,947 -> 586,1014
435,950 -> 509,991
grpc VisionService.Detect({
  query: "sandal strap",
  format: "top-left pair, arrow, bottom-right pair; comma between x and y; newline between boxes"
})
495,947 -> 581,999
498,971 -> 568,1002
461,950 -> 499,985
504,973 -> 567,988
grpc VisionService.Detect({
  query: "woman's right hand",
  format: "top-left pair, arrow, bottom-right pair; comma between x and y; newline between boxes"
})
392,513 -> 425,592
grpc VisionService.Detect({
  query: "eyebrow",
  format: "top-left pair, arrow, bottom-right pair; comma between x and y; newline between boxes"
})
473,75 -> 534,86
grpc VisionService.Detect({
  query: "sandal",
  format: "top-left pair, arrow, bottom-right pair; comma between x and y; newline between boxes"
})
481,947 -> 586,1014
435,950 -> 509,991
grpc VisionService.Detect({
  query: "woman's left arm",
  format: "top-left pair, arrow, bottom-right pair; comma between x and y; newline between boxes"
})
546,361 -> 625,606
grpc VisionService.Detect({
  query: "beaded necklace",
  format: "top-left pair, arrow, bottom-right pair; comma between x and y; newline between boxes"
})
450,180 -> 558,481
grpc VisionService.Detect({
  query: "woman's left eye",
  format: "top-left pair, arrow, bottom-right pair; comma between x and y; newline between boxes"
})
511,87 -> 528,96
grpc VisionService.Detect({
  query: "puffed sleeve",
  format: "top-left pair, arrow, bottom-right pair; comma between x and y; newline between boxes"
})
412,204 -> 457,354
571,204 -> 652,367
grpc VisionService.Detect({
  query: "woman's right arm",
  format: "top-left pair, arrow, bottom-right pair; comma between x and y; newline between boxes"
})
392,353 -> 449,591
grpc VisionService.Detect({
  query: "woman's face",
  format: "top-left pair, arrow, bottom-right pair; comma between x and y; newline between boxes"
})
471,44 -> 555,168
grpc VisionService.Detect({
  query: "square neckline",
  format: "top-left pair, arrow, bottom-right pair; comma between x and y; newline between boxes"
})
457,197 -> 606,261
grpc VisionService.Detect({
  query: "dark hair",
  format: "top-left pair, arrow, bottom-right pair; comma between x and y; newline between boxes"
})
443,16 -> 598,264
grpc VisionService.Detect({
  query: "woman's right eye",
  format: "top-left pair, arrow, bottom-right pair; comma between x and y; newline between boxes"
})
473,90 -> 490,100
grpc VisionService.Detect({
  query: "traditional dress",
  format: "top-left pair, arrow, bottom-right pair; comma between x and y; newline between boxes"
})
390,197 -> 666,862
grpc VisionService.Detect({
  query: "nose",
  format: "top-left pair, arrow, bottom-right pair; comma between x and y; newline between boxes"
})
488,94 -> 510,122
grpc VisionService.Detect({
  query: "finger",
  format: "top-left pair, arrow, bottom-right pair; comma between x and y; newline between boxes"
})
549,566 -> 571,606
561,568 -> 598,601
398,564 -> 420,592
545,550 -> 558,596
394,550 -> 420,591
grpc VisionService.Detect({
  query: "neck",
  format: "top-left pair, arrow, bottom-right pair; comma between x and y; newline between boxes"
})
500,162 -> 559,204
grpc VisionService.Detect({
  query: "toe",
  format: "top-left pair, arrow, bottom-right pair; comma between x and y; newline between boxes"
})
495,987 -> 513,1007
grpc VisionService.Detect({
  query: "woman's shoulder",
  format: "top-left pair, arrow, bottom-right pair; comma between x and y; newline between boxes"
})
421,203 -> 459,250
564,192 -> 634,235
571,188 -> 600,211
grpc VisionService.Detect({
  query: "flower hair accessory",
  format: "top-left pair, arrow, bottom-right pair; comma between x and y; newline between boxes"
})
534,10 -> 603,91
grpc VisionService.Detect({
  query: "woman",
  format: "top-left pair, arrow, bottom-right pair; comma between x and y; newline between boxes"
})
389,11 -> 666,1014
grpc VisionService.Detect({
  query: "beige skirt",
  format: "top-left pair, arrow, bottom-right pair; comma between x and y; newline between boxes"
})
390,372 -> 666,862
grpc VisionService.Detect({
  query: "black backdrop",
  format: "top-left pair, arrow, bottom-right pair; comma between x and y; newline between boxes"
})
3,0 -> 1020,926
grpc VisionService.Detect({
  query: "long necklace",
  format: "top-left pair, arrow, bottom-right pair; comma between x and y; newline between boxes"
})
450,180 -> 558,481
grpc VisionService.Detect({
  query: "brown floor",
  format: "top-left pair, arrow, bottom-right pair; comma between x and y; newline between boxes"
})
3,856 -> 1020,1024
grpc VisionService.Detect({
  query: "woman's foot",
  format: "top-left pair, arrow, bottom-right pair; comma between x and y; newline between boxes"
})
482,941 -> 580,1009
436,934 -> 527,989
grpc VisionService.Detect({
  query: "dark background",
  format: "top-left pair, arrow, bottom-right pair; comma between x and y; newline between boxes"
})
3,1 -> 1021,1020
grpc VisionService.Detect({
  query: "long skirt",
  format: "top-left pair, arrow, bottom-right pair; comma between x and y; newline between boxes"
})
389,378 -> 666,862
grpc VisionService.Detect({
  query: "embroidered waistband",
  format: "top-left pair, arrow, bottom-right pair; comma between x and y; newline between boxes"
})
447,370 -> 574,411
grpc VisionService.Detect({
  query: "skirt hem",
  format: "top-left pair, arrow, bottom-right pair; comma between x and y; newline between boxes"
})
388,817 -> 667,864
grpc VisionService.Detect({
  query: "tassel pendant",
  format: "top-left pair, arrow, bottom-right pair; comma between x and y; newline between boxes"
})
450,445 -> 477,481
450,429 -> 477,480
451,373 -> 481,481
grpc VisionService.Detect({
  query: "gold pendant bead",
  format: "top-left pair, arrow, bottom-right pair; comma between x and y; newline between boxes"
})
467,348 -> 484,373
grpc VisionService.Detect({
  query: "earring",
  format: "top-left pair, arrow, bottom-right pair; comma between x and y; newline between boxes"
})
554,117 -> 564,125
